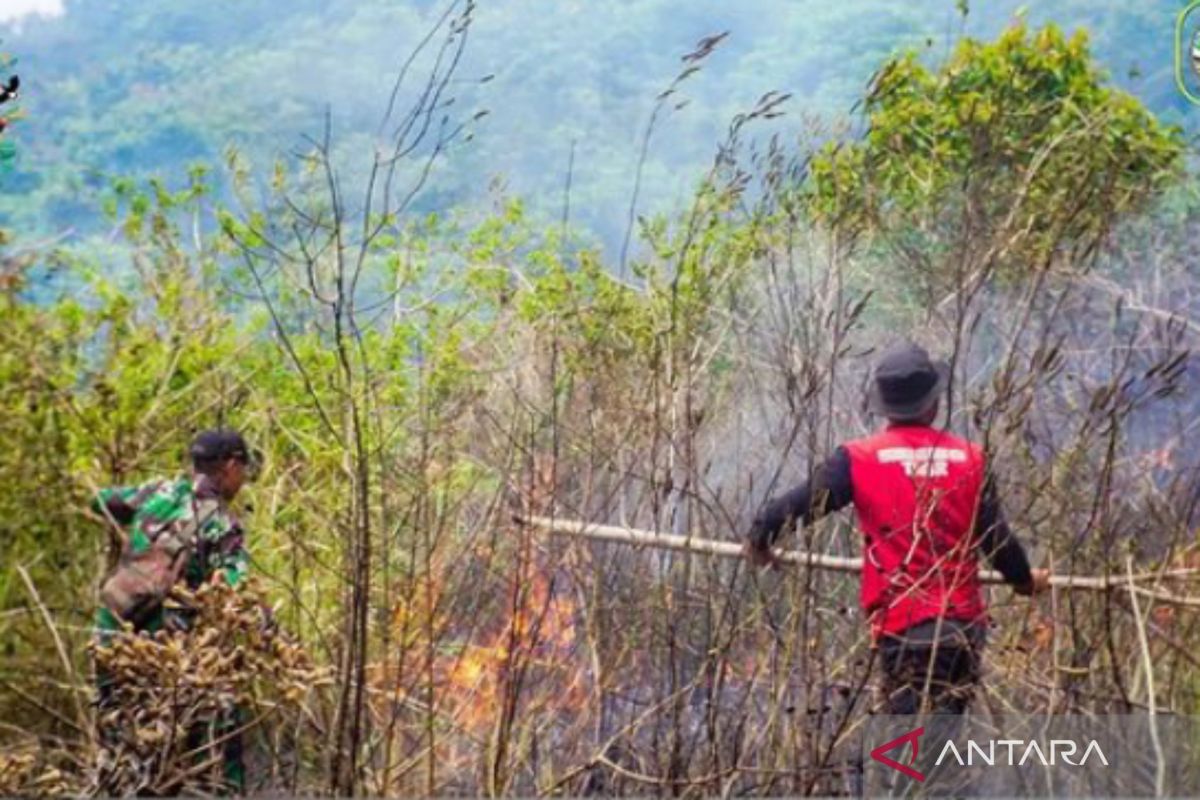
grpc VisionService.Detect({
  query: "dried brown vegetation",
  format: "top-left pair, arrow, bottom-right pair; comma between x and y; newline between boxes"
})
2,11 -> 1200,798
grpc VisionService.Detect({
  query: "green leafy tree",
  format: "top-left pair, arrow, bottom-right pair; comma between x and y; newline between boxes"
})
810,23 -> 1184,290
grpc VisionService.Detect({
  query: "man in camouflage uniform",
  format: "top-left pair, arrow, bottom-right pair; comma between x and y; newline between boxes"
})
92,428 -> 257,792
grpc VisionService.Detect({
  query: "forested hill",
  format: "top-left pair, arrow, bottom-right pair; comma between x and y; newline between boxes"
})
4,5 -> 1200,795
2,0 -> 1196,250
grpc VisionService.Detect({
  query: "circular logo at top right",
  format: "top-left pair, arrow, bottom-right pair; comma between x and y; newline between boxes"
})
1192,29 -> 1200,81
1178,2 -> 1200,104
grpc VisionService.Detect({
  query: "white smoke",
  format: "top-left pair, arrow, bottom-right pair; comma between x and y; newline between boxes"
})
0,0 -> 62,24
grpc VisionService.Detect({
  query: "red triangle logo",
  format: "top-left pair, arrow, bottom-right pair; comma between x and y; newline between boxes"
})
870,726 -> 926,782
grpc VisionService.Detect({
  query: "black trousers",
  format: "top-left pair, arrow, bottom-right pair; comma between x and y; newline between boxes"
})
877,619 -> 985,715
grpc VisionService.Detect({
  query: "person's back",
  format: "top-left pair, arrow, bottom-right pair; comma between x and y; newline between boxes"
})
844,423 -> 987,640
93,471 -> 248,636
746,341 -> 1048,715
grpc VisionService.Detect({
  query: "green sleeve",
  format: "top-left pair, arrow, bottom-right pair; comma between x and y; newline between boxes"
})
208,517 -> 249,587
220,545 -> 249,587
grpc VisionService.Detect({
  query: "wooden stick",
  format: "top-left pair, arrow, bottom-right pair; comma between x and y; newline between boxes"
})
519,516 -> 1200,592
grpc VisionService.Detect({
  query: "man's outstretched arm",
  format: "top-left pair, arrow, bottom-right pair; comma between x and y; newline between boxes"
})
746,446 -> 854,563
976,475 -> 1048,595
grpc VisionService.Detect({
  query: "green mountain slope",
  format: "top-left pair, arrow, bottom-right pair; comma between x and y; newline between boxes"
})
2,0 -> 1195,249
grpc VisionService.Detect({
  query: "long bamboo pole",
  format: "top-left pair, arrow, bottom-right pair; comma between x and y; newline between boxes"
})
519,515 -> 1200,594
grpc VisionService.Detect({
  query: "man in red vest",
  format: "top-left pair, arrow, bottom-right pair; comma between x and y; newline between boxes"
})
746,341 -> 1049,714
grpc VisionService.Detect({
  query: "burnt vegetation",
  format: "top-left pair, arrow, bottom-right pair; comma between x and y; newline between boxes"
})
2,6 -> 1200,797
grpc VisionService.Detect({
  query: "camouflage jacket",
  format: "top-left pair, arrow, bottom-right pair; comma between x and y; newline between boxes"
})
93,475 -> 247,632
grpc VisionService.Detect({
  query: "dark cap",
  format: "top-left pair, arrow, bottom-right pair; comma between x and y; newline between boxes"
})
867,342 -> 949,422
189,428 -> 252,465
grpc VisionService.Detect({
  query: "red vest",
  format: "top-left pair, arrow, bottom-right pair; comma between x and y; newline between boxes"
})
844,425 -> 987,639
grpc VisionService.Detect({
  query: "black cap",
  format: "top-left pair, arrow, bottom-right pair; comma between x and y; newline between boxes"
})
867,342 -> 949,421
189,428 -> 252,466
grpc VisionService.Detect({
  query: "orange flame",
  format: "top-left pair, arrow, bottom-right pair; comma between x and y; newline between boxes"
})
446,568 -> 585,733
362,549 -> 590,791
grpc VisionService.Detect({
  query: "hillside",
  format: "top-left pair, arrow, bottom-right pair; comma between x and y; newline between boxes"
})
1,0 -> 1195,252
2,5 -> 1200,797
